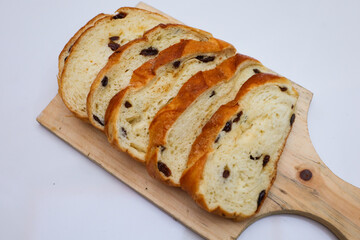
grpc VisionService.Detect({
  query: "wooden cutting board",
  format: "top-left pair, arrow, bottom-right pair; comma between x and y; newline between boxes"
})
37,2 -> 360,239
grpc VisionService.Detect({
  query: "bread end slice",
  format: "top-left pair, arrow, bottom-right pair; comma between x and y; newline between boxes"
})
59,7 -> 172,119
58,13 -> 108,88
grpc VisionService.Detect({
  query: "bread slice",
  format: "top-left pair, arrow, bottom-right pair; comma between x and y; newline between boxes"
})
180,73 -> 298,220
105,38 -> 236,161
58,13 -> 108,86
146,54 -> 277,186
59,7 -> 172,119
87,24 -> 213,130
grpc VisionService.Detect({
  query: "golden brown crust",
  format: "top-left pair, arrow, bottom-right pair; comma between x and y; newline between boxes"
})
129,38 -> 232,87
178,154 -> 208,201
233,72 -> 293,101
145,54 -> 259,186
87,23 -> 213,130
103,38 -> 235,162
58,13 -> 108,88
180,73 -> 298,220
187,102 -> 239,168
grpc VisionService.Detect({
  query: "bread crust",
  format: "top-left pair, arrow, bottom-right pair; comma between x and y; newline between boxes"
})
180,73 -> 298,220
104,38 -> 236,162
58,13 -> 108,88
114,7 -> 173,21
87,23 -> 213,130
145,54 -> 260,186
59,7 -> 172,119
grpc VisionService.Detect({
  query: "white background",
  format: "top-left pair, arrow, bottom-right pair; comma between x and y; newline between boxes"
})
0,0 -> 359,239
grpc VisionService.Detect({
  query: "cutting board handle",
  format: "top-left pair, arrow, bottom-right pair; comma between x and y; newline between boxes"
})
264,86 -> 360,239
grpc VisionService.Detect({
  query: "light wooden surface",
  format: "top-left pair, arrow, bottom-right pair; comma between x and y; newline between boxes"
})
37,3 -> 360,239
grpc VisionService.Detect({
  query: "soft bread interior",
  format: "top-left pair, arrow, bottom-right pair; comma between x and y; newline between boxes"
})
198,81 -> 297,216
117,51 -> 234,160
61,9 -> 171,118
90,25 -> 211,128
158,66 -> 274,184
58,14 -> 108,83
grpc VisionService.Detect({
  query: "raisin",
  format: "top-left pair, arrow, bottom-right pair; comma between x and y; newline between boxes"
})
257,190 -> 266,208
214,135 -> 220,143
121,127 -> 127,137
263,155 -> 270,167
209,91 -> 216,98
291,104 -> 294,109
109,36 -> 119,41
101,76 -> 108,87
300,169 -> 312,181
124,101 -> 132,108
196,55 -> 215,63
159,145 -> 166,152
223,169 -> 230,178
250,154 -> 262,160
64,56 -> 68,62
113,12 -> 127,19
253,68 -> 261,74
108,41 -> 120,51
140,47 -> 158,56
233,111 -> 243,123
222,121 -> 232,132
290,113 -> 295,126
158,162 -> 171,177
68,44 -> 73,53
93,115 -> 104,126
173,61 -> 180,68
279,86 -> 288,91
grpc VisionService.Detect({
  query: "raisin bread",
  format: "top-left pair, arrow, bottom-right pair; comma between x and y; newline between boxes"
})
146,54 -> 276,186
180,73 -> 298,220
58,13 -> 108,86
105,38 -> 236,161
59,7 -> 172,119
87,24 -> 212,130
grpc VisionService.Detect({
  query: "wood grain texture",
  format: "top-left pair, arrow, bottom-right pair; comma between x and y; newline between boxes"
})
37,3 -> 360,239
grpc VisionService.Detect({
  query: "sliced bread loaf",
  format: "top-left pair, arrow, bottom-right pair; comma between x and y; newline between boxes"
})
59,7 -> 172,119
146,54 -> 276,186
180,73 -> 298,220
105,38 -> 236,161
58,13 -> 108,86
87,24 -> 212,130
